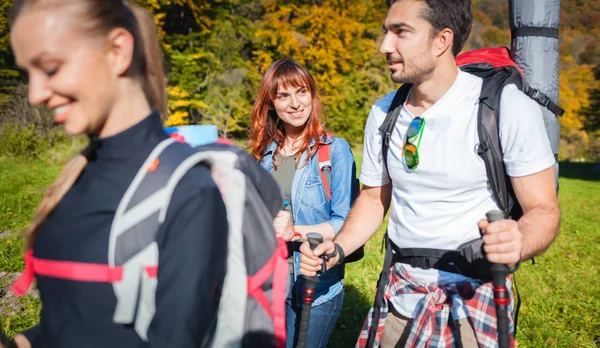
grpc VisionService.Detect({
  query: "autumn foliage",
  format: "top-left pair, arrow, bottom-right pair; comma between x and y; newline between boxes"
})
0,0 -> 598,161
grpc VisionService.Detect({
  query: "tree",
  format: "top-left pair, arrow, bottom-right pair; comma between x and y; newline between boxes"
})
0,0 -> 598,153
580,65 -> 600,133
252,0 -> 392,143
0,0 -> 19,104
557,57 -> 595,160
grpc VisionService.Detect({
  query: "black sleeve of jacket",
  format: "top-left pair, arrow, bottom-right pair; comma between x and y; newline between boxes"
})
147,164 -> 229,348
21,324 -> 41,346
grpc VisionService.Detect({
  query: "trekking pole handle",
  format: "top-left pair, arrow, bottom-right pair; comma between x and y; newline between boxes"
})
307,232 -> 323,251
296,233 -> 323,348
485,210 -> 505,224
307,233 -> 326,275
305,232 -> 323,283
486,210 -> 511,348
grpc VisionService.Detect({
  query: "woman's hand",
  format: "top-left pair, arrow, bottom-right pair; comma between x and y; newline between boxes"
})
273,210 -> 295,240
14,335 -> 31,348
0,334 -> 31,348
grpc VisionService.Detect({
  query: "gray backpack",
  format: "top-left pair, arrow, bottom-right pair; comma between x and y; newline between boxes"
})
109,138 -> 288,347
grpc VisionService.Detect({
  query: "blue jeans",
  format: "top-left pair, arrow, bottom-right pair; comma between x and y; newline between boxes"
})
285,276 -> 344,348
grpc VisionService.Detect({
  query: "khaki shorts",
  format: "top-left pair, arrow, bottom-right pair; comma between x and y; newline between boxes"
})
379,304 -> 478,348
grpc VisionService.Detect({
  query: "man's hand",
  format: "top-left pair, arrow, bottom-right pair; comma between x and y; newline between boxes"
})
273,210 -> 294,240
295,184 -> 392,276
478,218 -> 522,269
299,241 -> 339,277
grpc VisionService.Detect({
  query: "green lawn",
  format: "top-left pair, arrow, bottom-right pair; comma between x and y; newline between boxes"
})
330,158 -> 600,347
1,148 -> 599,347
0,139 -> 85,333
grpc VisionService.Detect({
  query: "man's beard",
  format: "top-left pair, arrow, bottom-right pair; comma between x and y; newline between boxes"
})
389,54 -> 435,85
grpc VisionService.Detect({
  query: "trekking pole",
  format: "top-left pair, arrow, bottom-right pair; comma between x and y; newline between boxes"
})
486,210 -> 511,348
296,232 -> 323,348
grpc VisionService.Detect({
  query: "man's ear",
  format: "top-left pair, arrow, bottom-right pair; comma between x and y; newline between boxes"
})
105,28 -> 135,76
433,28 -> 454,57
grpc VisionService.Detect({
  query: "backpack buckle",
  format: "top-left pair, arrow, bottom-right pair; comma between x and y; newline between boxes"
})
531,89 -> 551,108
525,86 -> 553,110
320,164 -> 332,173
476,139 -> 492,155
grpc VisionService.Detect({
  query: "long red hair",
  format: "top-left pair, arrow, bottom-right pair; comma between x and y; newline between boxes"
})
249,59 -> 327,168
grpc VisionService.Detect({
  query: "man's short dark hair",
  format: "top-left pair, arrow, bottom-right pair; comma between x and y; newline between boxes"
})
387,0 -> 473,56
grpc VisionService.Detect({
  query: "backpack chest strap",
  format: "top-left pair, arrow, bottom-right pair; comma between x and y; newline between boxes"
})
11,250 -> 157,294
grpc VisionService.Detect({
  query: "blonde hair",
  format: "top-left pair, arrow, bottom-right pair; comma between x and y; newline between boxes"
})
10,0 -> 167,249
24,149 -> 89,249
9,0 -> 168,115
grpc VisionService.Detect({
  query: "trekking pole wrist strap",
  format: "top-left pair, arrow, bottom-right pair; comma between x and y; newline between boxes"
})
334,243 -> 345,266
316,243 -> 345,274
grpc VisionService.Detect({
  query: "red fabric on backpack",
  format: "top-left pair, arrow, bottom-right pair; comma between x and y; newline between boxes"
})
456,47 -> 524,75
317,133 -> 365,263
247,239 -> 288,348
11,251 -> 159,296
317,144 -> 333,202
215,138 -> 234,145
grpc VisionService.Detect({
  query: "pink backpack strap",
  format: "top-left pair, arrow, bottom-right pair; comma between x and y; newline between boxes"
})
215,138 -> 233,145
317,132 -> 334,201
246,239 -> 288,348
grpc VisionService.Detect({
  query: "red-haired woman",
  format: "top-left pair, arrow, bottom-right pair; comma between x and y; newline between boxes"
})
249,59 -> 358,348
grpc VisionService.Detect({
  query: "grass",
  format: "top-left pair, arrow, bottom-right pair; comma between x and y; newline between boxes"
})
330,158 -> 600,347
0,138 -> 84,335
511,163 -> 600,348
0,146 -> 599,347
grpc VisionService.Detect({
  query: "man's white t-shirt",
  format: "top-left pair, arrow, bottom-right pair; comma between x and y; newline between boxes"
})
360,70 -> 555,318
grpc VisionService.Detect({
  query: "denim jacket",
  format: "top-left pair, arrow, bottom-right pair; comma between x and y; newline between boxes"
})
260,133 -> 358,307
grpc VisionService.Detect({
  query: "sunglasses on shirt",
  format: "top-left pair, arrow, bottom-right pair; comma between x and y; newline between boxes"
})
404,117 -> 425,170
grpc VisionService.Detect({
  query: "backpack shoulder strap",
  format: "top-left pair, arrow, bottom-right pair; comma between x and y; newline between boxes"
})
366,86 -> 412,346
476,69 -> 518,218
318,132 -> 334,202
378,84 -> 412,172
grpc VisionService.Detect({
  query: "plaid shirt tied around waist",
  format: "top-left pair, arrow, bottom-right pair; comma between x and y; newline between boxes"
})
356,263 -> 515,348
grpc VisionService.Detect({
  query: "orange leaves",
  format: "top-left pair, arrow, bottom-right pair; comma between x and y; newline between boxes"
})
253,2 -> 380,91
557,59 -> 596,160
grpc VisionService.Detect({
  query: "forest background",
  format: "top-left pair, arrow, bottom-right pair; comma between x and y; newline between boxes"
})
0,1 -> 599,346
0,0 -> 599,161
